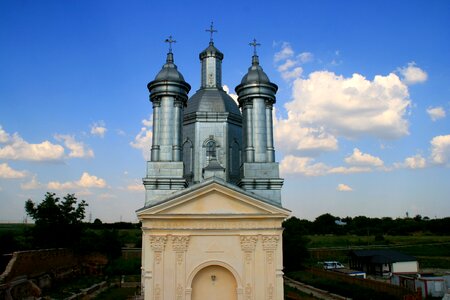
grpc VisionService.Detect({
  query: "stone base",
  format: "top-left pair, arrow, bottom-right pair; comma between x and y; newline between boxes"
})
239,163 -> 283,205
144,161 -> 187,206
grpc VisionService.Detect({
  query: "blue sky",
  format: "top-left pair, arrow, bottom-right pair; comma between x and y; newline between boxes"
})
1,0 -> 449,222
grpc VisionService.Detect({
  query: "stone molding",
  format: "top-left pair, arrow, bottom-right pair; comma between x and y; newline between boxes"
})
144,220 -> 281,230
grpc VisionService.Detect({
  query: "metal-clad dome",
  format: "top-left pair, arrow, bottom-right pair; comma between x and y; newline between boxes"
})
153,53 -> 186,82
185,89 -> 241,115
199,42 -> 224,60
240,55 -> 270,84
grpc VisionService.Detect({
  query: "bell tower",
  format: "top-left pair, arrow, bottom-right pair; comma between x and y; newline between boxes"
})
144,36 -> 191,206
235,39 -> 283,205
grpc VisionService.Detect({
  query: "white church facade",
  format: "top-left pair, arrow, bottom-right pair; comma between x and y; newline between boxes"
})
137,28 -> 290,300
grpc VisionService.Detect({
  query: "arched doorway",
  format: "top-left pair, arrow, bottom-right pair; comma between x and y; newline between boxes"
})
191,265 -> 237,300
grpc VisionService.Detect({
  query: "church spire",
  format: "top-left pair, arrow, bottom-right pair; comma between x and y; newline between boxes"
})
205,21 -> 217,44
236,40 -> 283,205
249,38 -> 261,65
144,36 -> 190,206
199,22 -> 223,89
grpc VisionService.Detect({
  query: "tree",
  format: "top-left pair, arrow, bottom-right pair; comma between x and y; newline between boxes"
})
283,217 -> 310,272
25,192 -> 87,249
312,213 -> 339,234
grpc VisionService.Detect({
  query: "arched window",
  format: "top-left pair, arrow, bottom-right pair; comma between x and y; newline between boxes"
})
206,140 -> 217,161
182,138 -> 193,181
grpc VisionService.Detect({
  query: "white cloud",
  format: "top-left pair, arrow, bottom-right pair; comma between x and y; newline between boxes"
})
78,172 -> 107,188
337,184 -> 353,192
47,172 -> 107,190
285,71 -> 411,139
131,115 -> 153,160
0,130 -> 65,161
427,106 -> 446,121
54,134 -> 94,158
21,176 -> 42,190
47,180 -> 76,190
395,154 -> 426,169
274,42 -> 294,62
274,116 -> 338,155
274,43 -> 309,82
280,155 -> 371,176
0,126 -> 10,143
127,183 -> 145,191
328,166 -> 372,174
345,148 -> 384,167
280,155 -> 329,176
273,43 -> 413,148
0,163 -> 27,179
398,62 -> 428,85
281,67 -> 303,81
430,135 -> 450,165
223,85 -> 239,105
90,121 -> 107,137
116,129 -> 126,136
298,52 -> 313,63
98,193 -> 117,199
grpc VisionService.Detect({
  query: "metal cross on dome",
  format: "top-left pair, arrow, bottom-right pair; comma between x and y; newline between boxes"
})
206,21 -> 217,43
249,38 -> 261,56
165,35 -> 176,53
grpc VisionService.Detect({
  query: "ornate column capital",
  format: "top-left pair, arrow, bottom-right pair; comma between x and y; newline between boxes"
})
262,235 -> 279,251
171,235 -> 190,252
149,235 -> 168,251
240,235 -> 258,251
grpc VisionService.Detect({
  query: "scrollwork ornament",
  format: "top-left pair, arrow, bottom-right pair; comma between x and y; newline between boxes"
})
149,235 -> 168,251
262,235 -> 279,251
240,235 -> 258,251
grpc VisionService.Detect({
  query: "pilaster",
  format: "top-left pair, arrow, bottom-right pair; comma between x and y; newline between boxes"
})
240,235 -> 258,300
262,235 -> 279,300
171,236 -> 190,300
149,235 -> 168,300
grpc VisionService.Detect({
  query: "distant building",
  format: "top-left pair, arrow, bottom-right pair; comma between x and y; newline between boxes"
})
349,249 -> 419,276
391,273 -> 449,299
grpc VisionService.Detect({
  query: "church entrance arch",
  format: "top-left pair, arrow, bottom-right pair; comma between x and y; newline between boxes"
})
189,263 -> 239,300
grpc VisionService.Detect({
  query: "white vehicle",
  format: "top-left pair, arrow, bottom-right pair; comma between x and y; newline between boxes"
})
323,261 -> 345,269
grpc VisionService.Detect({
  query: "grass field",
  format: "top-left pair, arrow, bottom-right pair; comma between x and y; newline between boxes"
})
306,234 -> 450,270
307,234 -> 450,249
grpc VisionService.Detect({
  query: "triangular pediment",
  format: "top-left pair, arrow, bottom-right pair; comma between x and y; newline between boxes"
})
137,179 -> 290,217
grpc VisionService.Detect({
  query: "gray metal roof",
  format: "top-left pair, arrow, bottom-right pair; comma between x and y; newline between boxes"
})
185,88 -> 241,116
240,55 -> 270,85
199,42 -> 224,60
153,52 -> 186,82
136,177 -> 288,212
351,249 -> 417,264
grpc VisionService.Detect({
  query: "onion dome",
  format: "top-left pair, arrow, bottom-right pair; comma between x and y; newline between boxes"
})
147,51 -> 191,102
239,55 -> 271,85
153,52 -> 186,82
199,42 -> 224,61
235,43 -> 278,105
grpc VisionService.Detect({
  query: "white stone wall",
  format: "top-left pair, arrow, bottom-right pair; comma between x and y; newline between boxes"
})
141,225 -> 284,300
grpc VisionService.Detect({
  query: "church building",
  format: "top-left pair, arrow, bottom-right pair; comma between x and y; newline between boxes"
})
137,26 -> 290,300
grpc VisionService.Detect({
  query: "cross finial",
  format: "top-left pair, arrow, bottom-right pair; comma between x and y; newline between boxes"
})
165,35 -> 176,53
206,21 -> 217,43
249,38 -> 261,56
